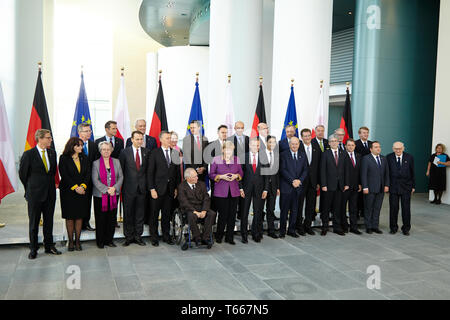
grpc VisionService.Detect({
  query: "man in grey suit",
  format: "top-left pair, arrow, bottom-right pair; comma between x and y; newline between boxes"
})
361,141 -> 390,234
119,131 -> 150,246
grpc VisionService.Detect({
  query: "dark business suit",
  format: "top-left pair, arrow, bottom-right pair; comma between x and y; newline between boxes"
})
361,154 -> 390,230
355,139 -> 372,217
182,134 -> 209,182
320,149 -> 349,232
387,152 -> 415,233
126,134 -> 157,152
147,147 -> 180,242
312,138 -> 329,152
229,134 -> 249,220
262,148 -> 280,235
278,138 -> 290,154
19,147 -> 57,251
297,142 -> 321,233
119,146 -> 150,242
240,152 -> 269,240
95,136 -> 124,159
81,139 -> 98,229
177,180 -> 216,241
341,152 -> 362,231
279,150 -> 308,236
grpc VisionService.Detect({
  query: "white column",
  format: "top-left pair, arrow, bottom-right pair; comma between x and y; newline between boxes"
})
208,0 -> 263,139
270,0 -> 333,140
432,0 -> 450,204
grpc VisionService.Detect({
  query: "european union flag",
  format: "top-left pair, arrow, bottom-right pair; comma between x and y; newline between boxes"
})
70,72 -> 94,140
281,85 -> 299,140
186,80 -> 205,136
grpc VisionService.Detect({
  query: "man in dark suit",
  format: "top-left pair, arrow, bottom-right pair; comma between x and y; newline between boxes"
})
262,135 -> 280,238
297,128 -> 321,236
239,138 -> 268,243
279,137 -> 308,238
257,122 -> 269,151
355,126 -> 372,156
177,168 -> 216,248
278,124 -> 296,154
19,129 -> 61,259
182,120 -> 209,182
387,142 -> 415,236
95,120 -> 124,159
78,123 -> 97,231
361,141 -> 390,234
320,134 -> 350,236
148,131 -> 181,246
311,125 -> 329,152
341,138 -> 362,234
126,119 -> 157,152
119,131 -> 150,246
335,128 -> 346,152
228,121 -> 249,220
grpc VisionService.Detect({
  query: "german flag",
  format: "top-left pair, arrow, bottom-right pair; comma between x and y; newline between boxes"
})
339,83 -> 353,144
24,66 -> 60,185
149,77 -> 168,147
251,80 -> 267,138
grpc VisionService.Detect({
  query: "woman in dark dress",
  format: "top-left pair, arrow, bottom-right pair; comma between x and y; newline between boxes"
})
59,137 -> 91,251
427,143 -> 450,204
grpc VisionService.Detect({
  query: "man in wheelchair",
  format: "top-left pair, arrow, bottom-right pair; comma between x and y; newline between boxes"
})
177,168 -> 216,248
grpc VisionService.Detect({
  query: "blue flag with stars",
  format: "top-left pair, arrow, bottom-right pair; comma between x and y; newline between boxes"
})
186,81 -> 205,136
70,72 -> 94,140
281,85 -> 299,140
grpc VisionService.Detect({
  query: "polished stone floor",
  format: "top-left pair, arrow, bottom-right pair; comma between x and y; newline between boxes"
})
1,191 -> 450,300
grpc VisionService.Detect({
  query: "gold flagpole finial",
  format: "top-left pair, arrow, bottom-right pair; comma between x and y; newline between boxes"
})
159,70 -> 162,80
259,76 -> 263,85
121,67 -> 125,77
196,72 -> 199,82
38,62 -> 42,71
81,65 -> 84,75
346,81 -> 350,89
228,74 -> 231,83
291,78 -> 295,87
320,79 -> 324,88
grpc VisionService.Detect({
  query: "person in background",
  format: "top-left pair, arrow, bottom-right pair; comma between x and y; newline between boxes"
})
312,125 -> 329,152
279,124 -> 297,154
126,119 -> 157,152
427,143 -> 450,205
183,120 -> 209,182
334,128 -> 346,152
59,137 -> 91,251
263,135 -> 280,238
355,126 -> 373,220
92,142 -> 123,248
257,122 -> 269,151
95,120 -> 124,159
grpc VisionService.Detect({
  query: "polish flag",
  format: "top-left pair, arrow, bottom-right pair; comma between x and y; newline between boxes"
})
311,80 -> 325,138
0,82 -> 18,203
113,73 -> 131,142
224,76 -> 235,137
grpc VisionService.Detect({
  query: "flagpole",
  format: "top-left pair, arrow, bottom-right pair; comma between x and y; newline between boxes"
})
260,76 -> 263,86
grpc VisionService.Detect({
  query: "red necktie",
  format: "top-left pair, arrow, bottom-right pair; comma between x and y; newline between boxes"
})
196,136 -> 201,150
334,151 -> 338,166
252,154 -> 257,173
350,153 -> 355,167
136,149 -> 140,170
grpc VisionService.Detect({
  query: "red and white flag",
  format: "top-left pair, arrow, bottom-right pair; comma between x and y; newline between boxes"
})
0,82 -> 18,202
113,74 -> 131,142
311,81 -> 325,138
224,78 -> 235,137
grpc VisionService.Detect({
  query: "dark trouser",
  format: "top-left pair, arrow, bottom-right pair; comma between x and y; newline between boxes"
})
297,180 -> 317,232
364,192 -> 384,230
241,188 -> 264,239
321,190 -> 344,231
237,195 -> 245,220
93,196 -> 118,246
144,194 -> 151,226
187,210 -> 217,241
263,191 -> 277,234
357,192 -> 365,218
280,191 -> 300,235
82,188 -> 93,228
27,198 -> 56,251
341,189 -> 359,231
123,192 -> 146,241
389,192 -> 411,232
150,191 -> 173,242
215,194 -> 238,242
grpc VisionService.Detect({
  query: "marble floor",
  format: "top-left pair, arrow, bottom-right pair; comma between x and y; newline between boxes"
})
1,191 -> 450,300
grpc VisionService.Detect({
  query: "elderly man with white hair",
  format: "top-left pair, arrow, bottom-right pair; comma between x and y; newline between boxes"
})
334,128 -> 346,152
177,168 -> 216,248
386,141 -> 415,236
126,119 -> 157,152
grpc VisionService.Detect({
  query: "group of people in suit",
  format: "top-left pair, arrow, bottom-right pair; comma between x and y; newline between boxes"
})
19,116 -> 447,260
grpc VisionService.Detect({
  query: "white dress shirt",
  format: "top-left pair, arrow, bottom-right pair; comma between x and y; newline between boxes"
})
132,146 -> 142,165
304,143 -> 312,165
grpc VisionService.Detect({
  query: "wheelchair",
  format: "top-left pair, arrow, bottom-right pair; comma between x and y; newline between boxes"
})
171,208 -> 214,251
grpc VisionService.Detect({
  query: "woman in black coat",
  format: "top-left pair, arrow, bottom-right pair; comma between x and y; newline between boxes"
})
59,137 -> 91,251
427,143 -> 450,204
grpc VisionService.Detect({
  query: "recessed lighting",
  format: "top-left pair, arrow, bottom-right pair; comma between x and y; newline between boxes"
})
348,11 -> 352,15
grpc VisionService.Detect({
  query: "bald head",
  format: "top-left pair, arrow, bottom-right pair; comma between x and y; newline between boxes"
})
289,136 -> 300,152
234,121 -> 244,136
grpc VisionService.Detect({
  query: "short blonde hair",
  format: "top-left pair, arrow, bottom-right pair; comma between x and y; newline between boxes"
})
222,141 -> 235,151
35,129 -> 51,142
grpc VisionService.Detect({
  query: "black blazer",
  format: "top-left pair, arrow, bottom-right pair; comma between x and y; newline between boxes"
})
126,134 -> 157,152
95,136 -> 124,159
239,152 -> 269,195
355,139 -> 372,157
387,152 -> 415,194
182,134 -> 209,179
147,147 -> 180,196
206,139 -> 225,159
278,138 -> 290,154
279,150 -> 309,195
177,180 -> 210,214
320,149 -> 349,192
119,146 -> 150,195
312,137 -> 329,152
299,142 -> 321,188
19,147 -> 57,203
344,152 -> 362,191
58,154 -> 90,191
229,134 -> 249,163
361,154 -> 390,194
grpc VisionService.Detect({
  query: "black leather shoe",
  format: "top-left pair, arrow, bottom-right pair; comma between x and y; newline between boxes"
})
215,237 -> 222,243
241,235 -> 248,244
268,233 -> 279,239
123,240 -> 132,247
350,229 -> 362,235
68,243 -> 75,251
343,229 -> 349,234
287,232 -> 299,238
402,231 -> 410,236
97,244 -> 104,249
296,230 -> 306,236
389,230 -> 397,234
28,251 -> 37,259
372,229 -> 383,234
206,241 -> 213,249
333,230 -> 345,236
135,239 -> 146,246
225,239 -> 236,245
321,230 -> 327,236
306,229 -> 315,235
430,199 -> 437,204
151,240 -> 159,247
45,247 -> 62,255
107,242 -> 117,247
366,229 -> 373,234
163,238 -> 175,245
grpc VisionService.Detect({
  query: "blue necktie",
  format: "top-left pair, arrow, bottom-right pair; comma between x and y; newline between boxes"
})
83,142 -> 88,155
376,156 -> 381,168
